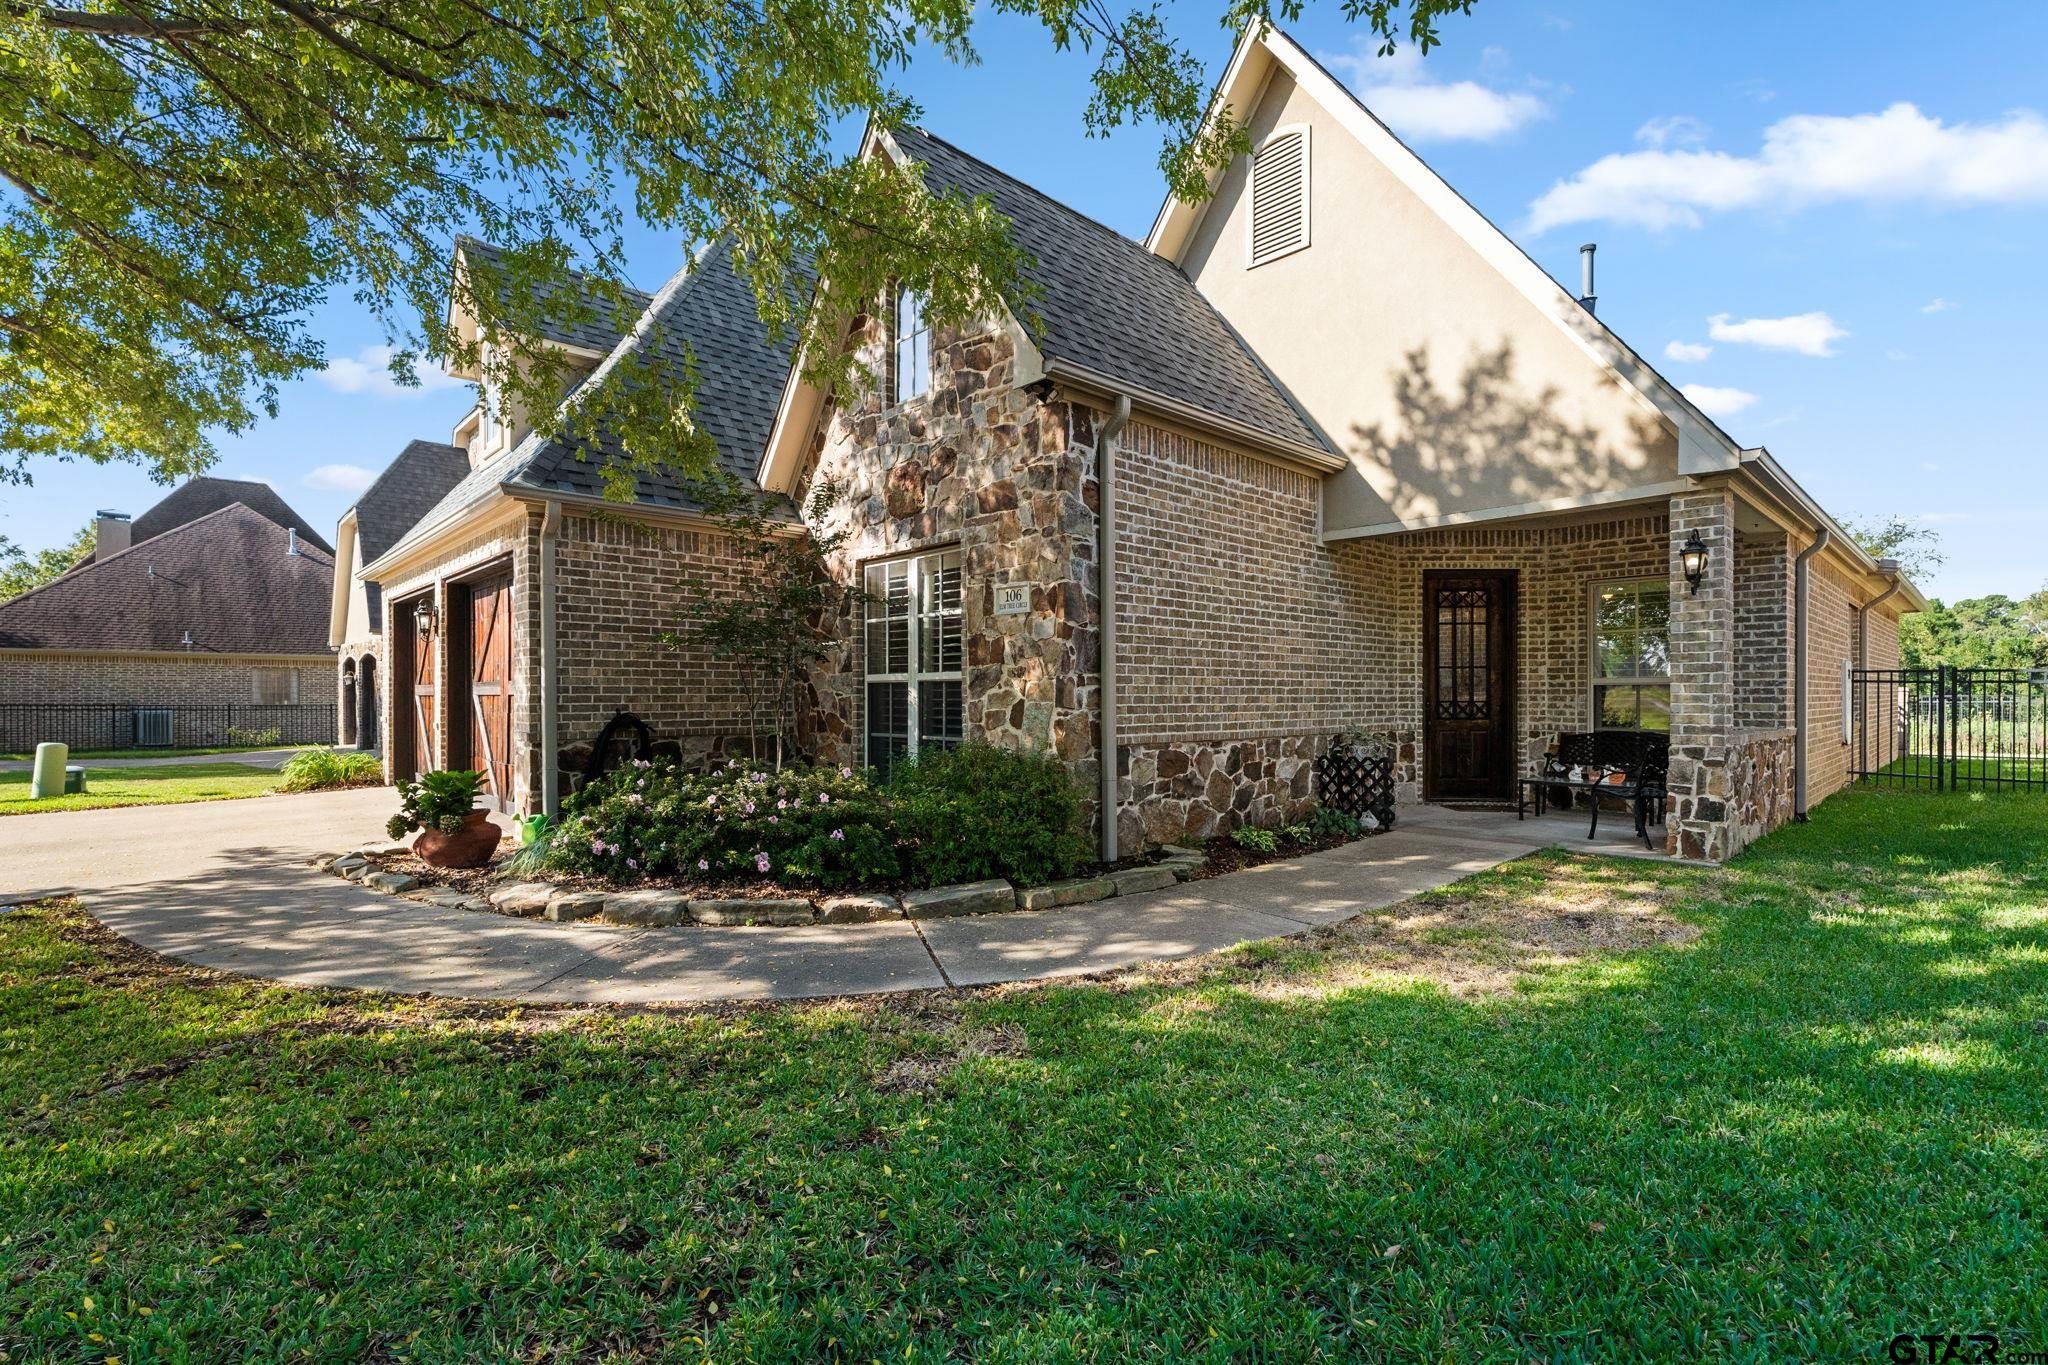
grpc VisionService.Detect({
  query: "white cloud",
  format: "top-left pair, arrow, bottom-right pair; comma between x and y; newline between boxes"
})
1635,115 -> 1710,149
320,344 -> 467,399
1707,311 -> 1848,357
1663,340 -> 1714,363
1921,297 -> 1956,313
1527,102 -> 2048,232
303,464 -> 378,494
1680,384 -> 1759,418
1323,43 -> 1549,143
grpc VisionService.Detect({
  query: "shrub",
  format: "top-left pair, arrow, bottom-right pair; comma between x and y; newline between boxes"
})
547,759 -> 898,889
277,747 -> 383,792
887,744 -> 1090,887
386,769 -> 483,840
1282,822 -> 1314,844
222,725 -> 283,747
503,814 -> 555,876
1307,805 -> 1364,840
1231,826 -> 1280,854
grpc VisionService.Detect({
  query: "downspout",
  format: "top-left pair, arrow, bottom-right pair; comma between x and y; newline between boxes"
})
540,499 -> 562,815
1856,558 -> 1903,666
1095,394 -> 1132,864
1793,526 -> 1831,821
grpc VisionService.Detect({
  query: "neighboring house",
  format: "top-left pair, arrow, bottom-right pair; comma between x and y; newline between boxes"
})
0,479 -> 337,750
351,24 -> 1920,859
328,439 -> 472,754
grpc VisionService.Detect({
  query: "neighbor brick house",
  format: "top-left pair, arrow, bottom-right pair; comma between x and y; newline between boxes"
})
347,24 -> 1919,859
0,478 -> 337,749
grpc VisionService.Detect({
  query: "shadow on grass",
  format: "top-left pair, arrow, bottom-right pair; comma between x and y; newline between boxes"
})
2,789 -> 2046,1359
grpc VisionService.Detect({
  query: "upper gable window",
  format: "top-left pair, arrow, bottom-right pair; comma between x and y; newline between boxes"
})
1247,124 -> 1311,268
893,286 -> 930,404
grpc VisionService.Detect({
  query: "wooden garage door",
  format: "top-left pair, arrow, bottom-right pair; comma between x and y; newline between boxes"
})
468,572 -> 515,809
407,598 -> 437,779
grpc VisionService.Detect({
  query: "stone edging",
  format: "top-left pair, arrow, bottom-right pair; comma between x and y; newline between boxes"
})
316,846 -> 1207,929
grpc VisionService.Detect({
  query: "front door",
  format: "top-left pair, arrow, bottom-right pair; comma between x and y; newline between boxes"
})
466,572 -> 515,810
1422,570 -> 1517,801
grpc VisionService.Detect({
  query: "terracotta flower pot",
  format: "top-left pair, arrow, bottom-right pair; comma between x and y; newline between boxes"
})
414,809 -> 501,869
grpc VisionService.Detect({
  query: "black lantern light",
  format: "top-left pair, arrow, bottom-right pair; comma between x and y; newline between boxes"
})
1680,531 -> 1710,594
413,596 -> 438,636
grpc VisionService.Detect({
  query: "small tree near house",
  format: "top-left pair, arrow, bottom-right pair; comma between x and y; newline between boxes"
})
665,478 -> 858,769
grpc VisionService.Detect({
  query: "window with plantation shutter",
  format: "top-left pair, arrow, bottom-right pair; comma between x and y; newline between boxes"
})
1247,124 -> 1310,267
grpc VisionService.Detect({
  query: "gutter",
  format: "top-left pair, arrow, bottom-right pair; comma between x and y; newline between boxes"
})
1095,394 -> 1132,863
1043,359 -> 1344,475
1856,557 -> 1904,667
540,499 -> 562,815
1793,527 -> 1831,821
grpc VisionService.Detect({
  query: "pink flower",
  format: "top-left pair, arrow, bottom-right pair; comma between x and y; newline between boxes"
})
742,800 -> 757,814
818,792 -> 831,805
626,857 -> 638,870
755,852 -> 771,873
590,838 -> 605,854
830,828 -> 845,842
777,798 -> 788,810
697,858 -> 709,871
840,766 -> 852,778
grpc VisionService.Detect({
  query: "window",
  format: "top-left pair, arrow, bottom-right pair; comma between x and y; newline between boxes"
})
892,287 -> 930,404
252,668 -> 300,705
864,549 -> 962,777
1247,124 -> 1311,267
1591,580 -> 1670,731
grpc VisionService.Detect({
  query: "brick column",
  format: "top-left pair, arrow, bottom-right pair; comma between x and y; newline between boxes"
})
1667,490 -> 1736,859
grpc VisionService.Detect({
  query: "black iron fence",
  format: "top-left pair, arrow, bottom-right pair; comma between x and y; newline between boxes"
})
1850,667 -> 2048,791
0,703 -> 336,754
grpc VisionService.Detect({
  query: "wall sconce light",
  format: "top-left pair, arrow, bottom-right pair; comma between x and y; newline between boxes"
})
413,596 -> 438,636
1680,531 -> 1710,594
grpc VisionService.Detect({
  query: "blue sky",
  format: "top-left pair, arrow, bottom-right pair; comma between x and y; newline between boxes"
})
6,0 -> 2044,601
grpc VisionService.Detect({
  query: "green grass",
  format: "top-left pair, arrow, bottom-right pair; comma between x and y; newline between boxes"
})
3,788 -> 2046,1359
0,743 -> 293,761
1876,754 -> 2048,784
0,762 -> 280,814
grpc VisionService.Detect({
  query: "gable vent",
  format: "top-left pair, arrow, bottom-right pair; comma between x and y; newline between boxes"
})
1247,125 -> 1311,267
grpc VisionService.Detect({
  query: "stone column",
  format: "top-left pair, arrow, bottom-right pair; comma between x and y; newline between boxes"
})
1667,489 -> 1737,859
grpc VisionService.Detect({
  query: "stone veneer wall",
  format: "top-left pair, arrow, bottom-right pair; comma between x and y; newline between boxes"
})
797,315 -> 1102,827
1666,726 -> 1793,861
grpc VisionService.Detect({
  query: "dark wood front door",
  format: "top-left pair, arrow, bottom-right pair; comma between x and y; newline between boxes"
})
466,572 -> 515,809
403,596 -> 438,780
1423,570 -> 1517,801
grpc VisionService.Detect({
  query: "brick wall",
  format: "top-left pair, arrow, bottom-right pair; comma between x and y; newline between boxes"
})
0,650 -> 337,707
552,511 -> 760,760
1805,550 -> 1904,806
1734,530 -> 1792,731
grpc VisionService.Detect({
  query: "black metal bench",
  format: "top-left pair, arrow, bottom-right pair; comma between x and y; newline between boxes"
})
1517,729 -> 1670,848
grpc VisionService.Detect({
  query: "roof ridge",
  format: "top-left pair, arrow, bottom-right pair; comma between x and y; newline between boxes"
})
346,438 -> 467,518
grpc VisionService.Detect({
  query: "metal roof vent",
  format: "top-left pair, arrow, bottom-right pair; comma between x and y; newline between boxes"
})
1579,243 -> 1598,315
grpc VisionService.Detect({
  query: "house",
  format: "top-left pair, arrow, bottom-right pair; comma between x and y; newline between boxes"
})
0,478 -> 338,750
348,24 -> 1920,859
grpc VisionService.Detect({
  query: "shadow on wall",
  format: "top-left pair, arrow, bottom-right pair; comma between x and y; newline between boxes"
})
1347,343 -> 1672,520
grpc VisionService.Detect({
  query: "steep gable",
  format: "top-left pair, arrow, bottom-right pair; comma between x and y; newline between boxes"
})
1152,27 -> 1744,539
116,476 -> 332,558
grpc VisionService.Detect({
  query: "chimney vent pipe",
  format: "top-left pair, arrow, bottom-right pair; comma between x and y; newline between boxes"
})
1579,243 -> 1598,315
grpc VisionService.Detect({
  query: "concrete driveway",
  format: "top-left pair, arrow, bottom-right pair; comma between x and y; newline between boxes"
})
0,789 -> 1549,1005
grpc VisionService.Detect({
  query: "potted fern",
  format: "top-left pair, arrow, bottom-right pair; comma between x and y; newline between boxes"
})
386,769 -> 498,868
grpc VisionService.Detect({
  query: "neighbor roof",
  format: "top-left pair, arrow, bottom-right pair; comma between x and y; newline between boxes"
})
0,503 -> 334,654
888,125 -> 1329,456
350,440 -> 471,563
107,476 -> 332,559
454,236 -> 658,356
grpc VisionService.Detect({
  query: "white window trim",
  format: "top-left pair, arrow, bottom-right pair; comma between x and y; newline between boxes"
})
863,548 -> 962,769
891,286 -> 931,406
1588,578 -> 1670,729
1246,123 -> 1312,269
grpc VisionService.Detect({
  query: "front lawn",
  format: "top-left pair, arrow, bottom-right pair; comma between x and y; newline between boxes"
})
0,762 -> 280,814
3,788 -> 2045,1358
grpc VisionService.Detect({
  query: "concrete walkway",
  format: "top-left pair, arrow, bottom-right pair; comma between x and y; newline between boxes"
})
0,746 -> 304,773
0,788 -> 1575,1005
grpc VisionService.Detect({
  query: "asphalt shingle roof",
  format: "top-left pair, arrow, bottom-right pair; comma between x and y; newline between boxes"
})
108,477 -> 332,558
350,440 -> 471,563
455,236 -> 657,355
889,126 -> 1329,455
0,503 -> 334,654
